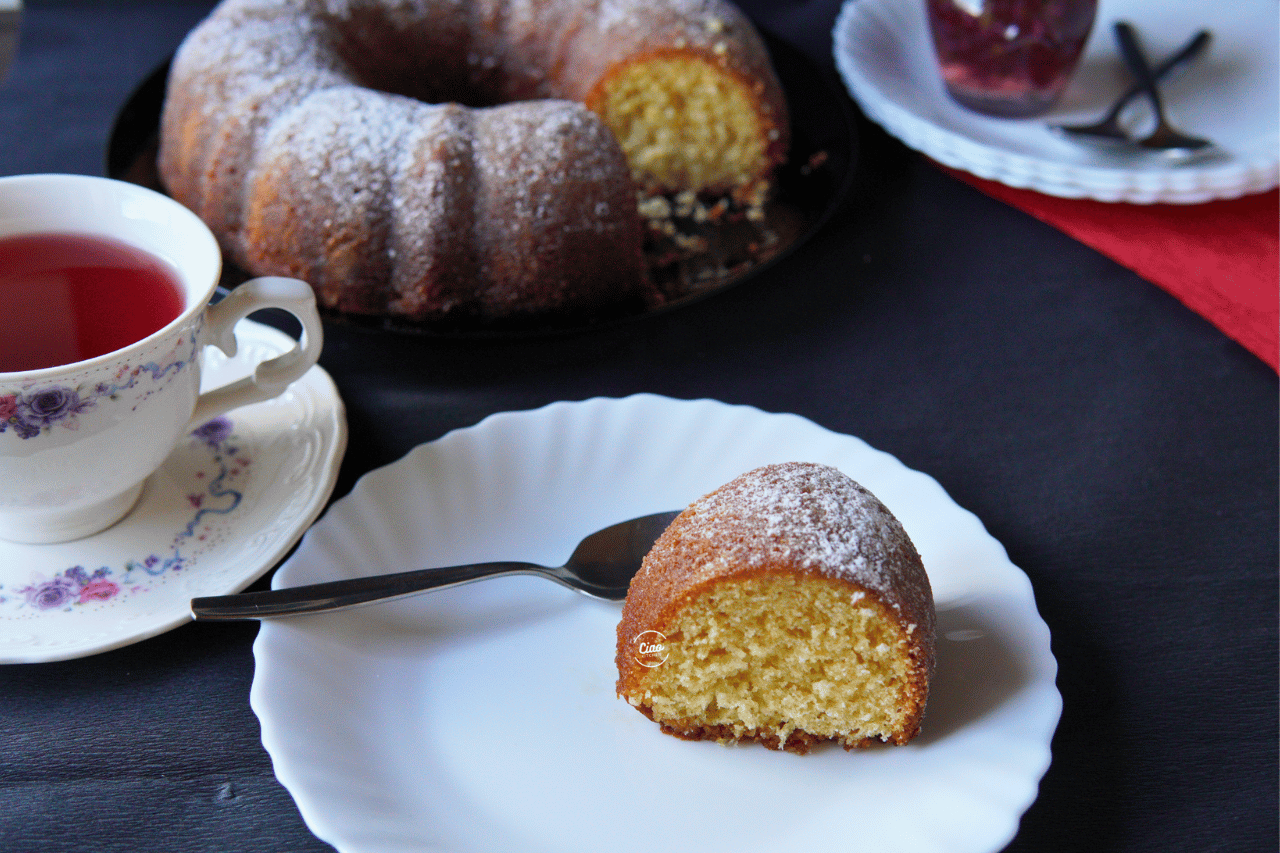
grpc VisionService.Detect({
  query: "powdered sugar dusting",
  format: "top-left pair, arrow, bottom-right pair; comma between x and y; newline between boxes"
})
158,0 -> 779,320
675,462 -> 935,627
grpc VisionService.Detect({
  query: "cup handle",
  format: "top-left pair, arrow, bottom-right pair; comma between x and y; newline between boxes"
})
184,276 -> 324,432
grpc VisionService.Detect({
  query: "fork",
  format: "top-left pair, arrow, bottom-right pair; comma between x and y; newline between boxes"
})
1111,22 -> 1215,156
1052,27 -> 1211,148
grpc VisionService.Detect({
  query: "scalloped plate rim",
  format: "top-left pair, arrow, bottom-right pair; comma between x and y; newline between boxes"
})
0,321 -> 347,663
833,0 -> 1279,203
250,394 -> 1061,853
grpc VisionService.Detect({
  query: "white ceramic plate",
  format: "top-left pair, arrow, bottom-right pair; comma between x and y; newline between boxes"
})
833,0 -> 1279,203
0,320 -> 347,663
251,394 -> 1060,853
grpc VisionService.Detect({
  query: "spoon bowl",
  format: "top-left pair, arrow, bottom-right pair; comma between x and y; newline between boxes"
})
189,510 -> 681,620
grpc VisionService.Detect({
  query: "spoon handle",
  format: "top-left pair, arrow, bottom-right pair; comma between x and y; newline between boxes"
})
1113,22 -> 1170,120
190,560 -> 545,620
1105,29 -> 1210,119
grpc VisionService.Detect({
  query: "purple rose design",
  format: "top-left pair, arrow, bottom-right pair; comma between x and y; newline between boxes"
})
24,579 -> 76,610
20,386 -> 91,429
192,416 -> 234,446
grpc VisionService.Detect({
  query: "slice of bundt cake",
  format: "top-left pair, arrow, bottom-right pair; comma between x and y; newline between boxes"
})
616,462 -> 936,753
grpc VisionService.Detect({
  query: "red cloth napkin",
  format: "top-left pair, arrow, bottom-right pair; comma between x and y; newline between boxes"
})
943,167 -> 1279,372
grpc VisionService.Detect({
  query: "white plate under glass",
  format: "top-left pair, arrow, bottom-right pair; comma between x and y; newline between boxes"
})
833,0 -> 1279,203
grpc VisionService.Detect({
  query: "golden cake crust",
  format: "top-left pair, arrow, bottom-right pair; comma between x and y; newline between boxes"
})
616,462 -> 936,753
158,0 -> 789,322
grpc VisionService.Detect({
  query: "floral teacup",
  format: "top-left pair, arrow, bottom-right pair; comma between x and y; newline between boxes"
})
0,174 -> 323,544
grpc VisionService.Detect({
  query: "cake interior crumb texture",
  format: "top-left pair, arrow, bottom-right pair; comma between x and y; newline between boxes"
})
629,573 -> 926,752
594,54 -> 772,198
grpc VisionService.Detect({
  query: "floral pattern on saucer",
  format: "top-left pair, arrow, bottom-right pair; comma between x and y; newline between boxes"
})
0,415 -> 250,614
0,319 -> 346,664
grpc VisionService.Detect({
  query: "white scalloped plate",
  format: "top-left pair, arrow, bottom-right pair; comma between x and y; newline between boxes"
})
0,320 -> 347,663
834,0 -> 1279,203
251,395 -> 1060,853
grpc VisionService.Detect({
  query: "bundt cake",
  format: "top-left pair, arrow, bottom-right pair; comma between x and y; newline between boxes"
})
157,0 -> 790,323
616,462 -> 936,753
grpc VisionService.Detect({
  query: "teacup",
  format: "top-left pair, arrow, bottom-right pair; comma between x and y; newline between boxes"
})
0,173 -> 323,544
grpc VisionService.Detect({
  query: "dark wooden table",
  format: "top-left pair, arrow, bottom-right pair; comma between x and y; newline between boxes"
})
1,2 -> 1275,851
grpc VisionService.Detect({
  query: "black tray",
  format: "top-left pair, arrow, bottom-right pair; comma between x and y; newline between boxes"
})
107,32 -> 857,338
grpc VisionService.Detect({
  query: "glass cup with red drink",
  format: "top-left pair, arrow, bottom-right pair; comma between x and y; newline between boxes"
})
926,0 -> 1098,118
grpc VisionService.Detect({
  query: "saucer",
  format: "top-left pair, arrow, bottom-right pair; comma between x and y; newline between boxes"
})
0,320 -> 347,664
833,0 -> 1279,203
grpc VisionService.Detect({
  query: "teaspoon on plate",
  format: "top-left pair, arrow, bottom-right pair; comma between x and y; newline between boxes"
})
189,510 -> 681,620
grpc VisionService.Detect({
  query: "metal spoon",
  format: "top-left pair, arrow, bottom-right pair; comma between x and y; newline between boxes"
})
189,510 -> 681,620
1112,21 -> 1214,155
1052,28 -> 1211,146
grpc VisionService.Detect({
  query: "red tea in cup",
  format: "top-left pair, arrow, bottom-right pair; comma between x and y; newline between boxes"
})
0,173 -> 324,544
0,232 -> 185,372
